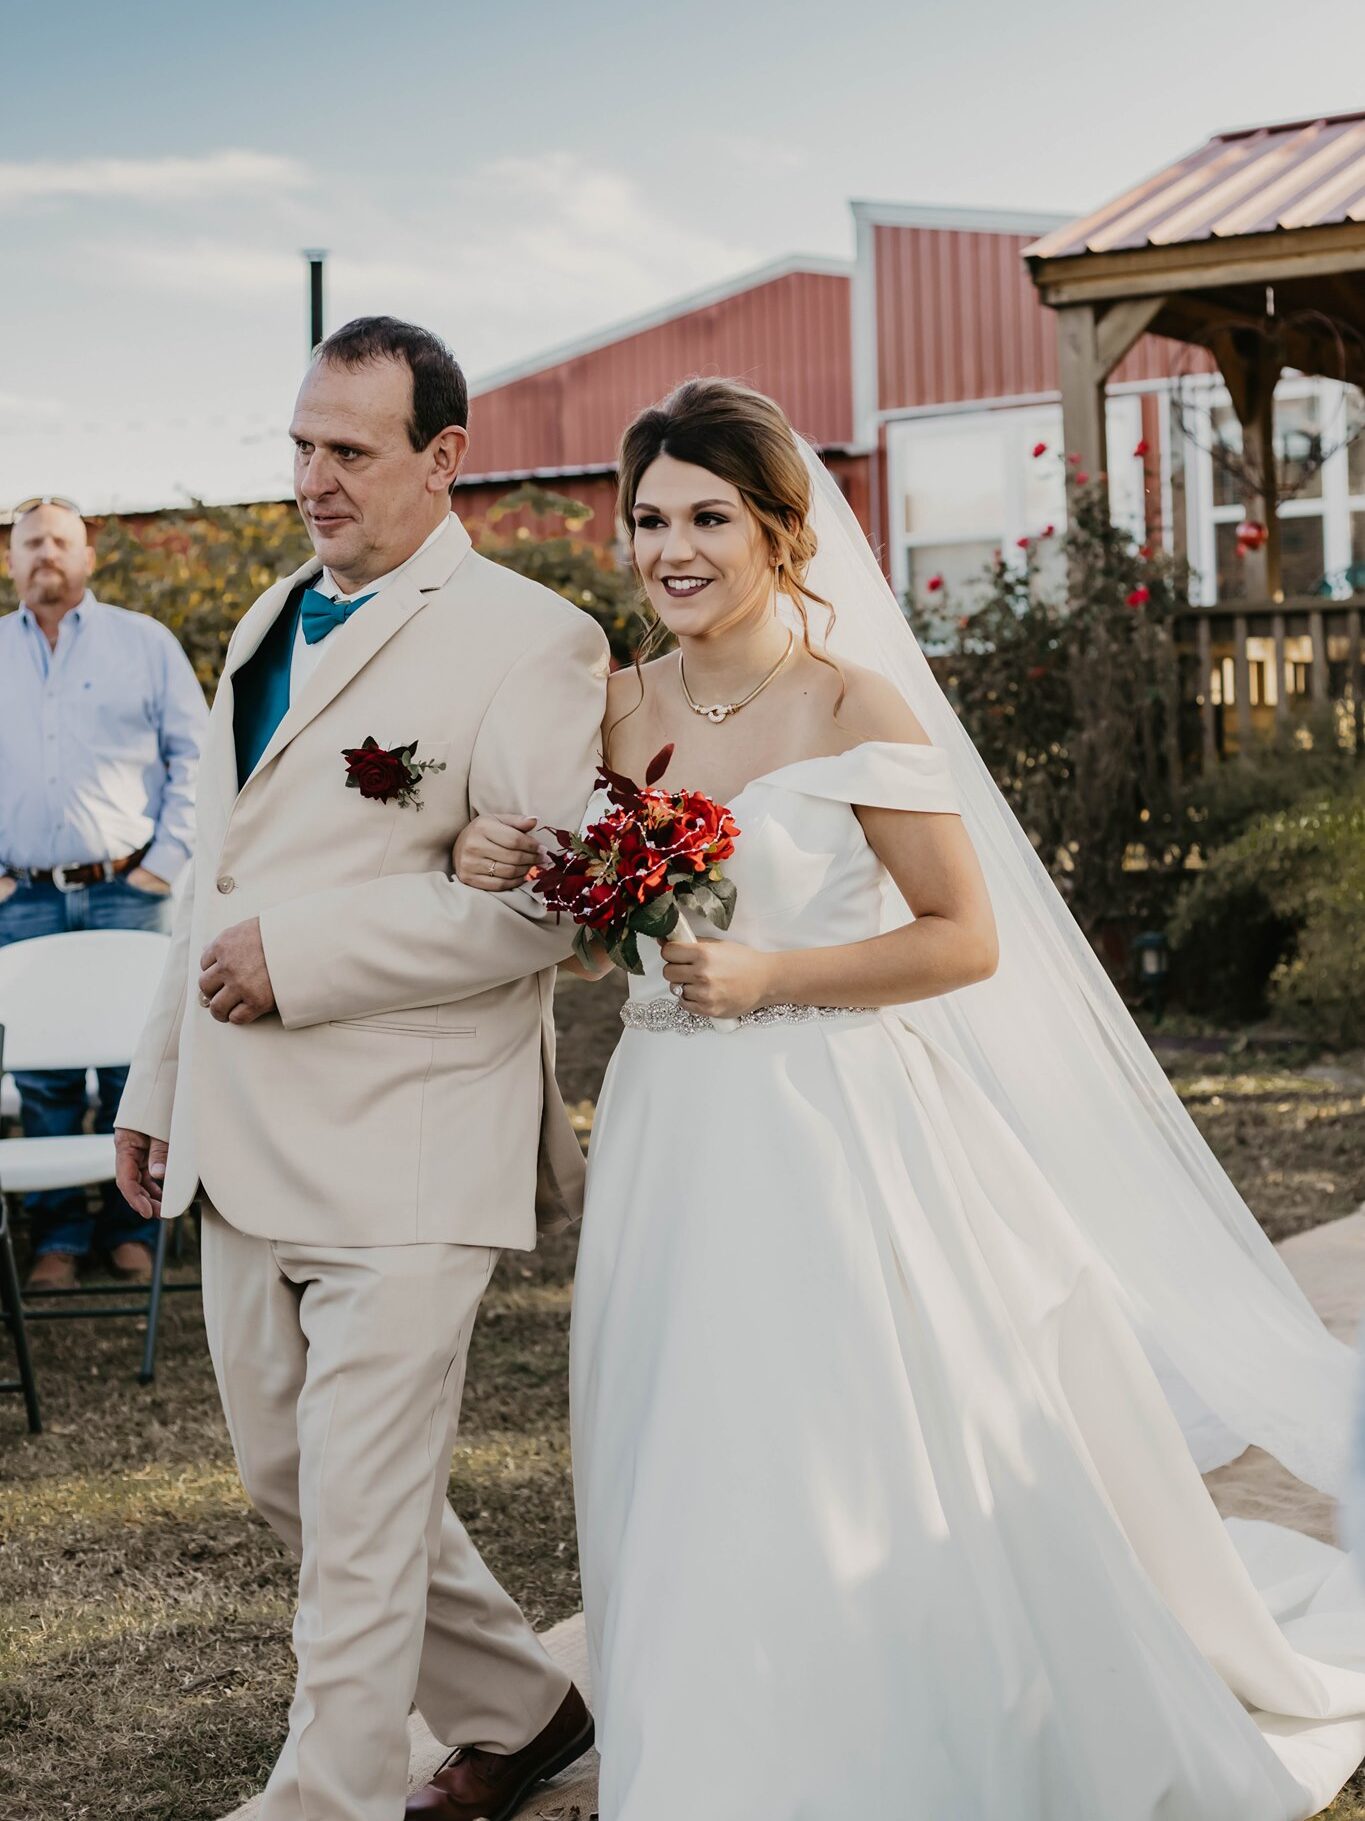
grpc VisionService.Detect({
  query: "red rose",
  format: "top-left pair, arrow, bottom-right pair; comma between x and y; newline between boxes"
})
1032,441 -> 1048,459
342,738 -> 413,801
1125,585 -> 1150,609
1042,523 -> 1056,538
926,574 -> 944,593
1074,471 -> 1089,486
1027,664 -> 1049,681
1138,543 -> 1152,559
1016,535 -> 1030,550
1134,438 -> 1150,457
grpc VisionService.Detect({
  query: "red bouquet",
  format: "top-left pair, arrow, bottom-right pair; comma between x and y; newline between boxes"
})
532,745 -> 740,973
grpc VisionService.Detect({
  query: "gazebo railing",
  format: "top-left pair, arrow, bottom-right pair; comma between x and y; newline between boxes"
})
1174,595 -> 1365,765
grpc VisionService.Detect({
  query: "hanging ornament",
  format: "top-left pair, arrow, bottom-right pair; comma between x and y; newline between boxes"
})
1235,519 -> 1267,555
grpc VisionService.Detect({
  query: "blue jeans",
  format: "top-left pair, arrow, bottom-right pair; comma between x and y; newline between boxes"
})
0,874 -> 174,1259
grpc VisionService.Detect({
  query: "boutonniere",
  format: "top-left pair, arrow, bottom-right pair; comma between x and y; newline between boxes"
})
341,737 -> 446,811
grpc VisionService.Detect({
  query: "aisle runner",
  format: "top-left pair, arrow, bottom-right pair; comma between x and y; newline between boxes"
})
222,1209 -> 1365,1821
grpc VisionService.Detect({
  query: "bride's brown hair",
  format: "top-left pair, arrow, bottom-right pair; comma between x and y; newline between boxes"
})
610,377 -> 841,754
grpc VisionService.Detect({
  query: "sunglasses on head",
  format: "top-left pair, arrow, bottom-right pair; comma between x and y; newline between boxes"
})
12,495 -> 82,519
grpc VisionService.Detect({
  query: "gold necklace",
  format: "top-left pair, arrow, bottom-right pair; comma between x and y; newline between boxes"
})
679,629 -> 795,724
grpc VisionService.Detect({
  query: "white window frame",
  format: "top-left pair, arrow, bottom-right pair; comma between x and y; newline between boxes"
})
885,397 -> 1146,605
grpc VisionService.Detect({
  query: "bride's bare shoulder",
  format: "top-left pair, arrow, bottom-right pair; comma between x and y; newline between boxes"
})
816,657 -> 932,749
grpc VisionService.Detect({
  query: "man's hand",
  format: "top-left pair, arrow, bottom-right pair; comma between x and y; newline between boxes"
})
115,1126 -> 169,1221
0,875 -> 17,907
199,918 -> 276,1024
127,865 -> 171,895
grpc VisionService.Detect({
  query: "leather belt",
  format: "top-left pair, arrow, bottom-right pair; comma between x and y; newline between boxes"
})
6,843 -> 151,893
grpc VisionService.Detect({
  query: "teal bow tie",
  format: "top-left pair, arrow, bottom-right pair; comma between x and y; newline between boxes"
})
300,586 -> 377,646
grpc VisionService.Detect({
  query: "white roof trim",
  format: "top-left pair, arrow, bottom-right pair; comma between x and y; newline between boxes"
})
469,254 -> 852,397
850,199 -> 1074,236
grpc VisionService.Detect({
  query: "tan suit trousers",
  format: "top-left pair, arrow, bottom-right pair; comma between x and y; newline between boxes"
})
200,1201 -> 570,1821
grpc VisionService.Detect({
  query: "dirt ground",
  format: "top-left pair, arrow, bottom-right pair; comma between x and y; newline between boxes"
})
4,987 -> 1365,1820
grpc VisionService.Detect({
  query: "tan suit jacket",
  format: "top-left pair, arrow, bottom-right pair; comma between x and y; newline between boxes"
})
117,514 -> 609,1248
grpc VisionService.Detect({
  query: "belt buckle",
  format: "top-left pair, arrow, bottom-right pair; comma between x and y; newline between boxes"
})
50,863 -> 81,893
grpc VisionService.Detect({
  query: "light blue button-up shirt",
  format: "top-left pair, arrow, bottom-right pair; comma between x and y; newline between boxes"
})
0,593 -> 208,881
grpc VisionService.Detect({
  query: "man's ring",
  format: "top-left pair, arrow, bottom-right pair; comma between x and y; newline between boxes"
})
199,993 -> 211,1009
670,982 -> 684,999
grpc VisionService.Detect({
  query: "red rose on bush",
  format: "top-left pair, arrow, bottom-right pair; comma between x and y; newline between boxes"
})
1125,585 -> 1150,609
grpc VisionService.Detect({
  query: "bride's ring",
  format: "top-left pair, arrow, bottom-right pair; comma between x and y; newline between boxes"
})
487,860 -> 497,876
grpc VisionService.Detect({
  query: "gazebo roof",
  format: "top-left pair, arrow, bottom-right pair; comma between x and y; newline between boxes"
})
1028,112 -> 1365,261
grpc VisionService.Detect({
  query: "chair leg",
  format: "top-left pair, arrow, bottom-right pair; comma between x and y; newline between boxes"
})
138,1219 -> 170,1386
0,1196 -> 42,1433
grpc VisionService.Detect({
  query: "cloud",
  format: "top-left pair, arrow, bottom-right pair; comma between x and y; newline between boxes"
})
99,237 -> 303,297
0,150 -> 310,209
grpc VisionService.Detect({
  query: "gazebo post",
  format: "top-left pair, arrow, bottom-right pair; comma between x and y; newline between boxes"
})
1056,298 -> 1166,491
1057,304 -> 1109,482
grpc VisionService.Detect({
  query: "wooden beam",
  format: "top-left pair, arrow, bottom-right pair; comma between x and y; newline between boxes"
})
1233,613 -> 1253,752
1197,615 -> 1216,768
1056,304 -> 1108,481
1272,611 -> 1287,727
1095,297 -> 1165,373
1310,608 -> 1329,705
1031,221 -> 1365,306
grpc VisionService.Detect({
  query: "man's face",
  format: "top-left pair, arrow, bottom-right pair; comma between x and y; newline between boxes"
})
289,355 -> 467,590
7,504 -> 94,610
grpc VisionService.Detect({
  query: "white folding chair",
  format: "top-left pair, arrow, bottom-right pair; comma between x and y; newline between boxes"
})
0,930 -> 176,1430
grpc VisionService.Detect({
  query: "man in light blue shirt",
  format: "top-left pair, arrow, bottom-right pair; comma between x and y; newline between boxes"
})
0,498 -> 208,1288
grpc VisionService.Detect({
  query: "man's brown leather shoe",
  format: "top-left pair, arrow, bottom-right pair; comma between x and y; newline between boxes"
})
404,1684 -> 594,1820
25,1250 -> 78,1291
110,1240 -> 154,1284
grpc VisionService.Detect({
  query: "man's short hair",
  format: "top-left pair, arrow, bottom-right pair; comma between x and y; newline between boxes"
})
314,316 -> 469,449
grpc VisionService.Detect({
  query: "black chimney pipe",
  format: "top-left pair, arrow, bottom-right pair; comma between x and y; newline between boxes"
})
303,249 -> 327,352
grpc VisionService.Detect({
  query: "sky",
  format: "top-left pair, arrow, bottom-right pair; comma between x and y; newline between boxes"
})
4,0 -> 1365,512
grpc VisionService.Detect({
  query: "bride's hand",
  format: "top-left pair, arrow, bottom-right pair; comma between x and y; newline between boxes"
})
659,937 -> 777,1020
453,814 -> 541,892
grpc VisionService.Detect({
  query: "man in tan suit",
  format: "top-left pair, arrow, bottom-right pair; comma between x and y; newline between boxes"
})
115,318 -> 608,1821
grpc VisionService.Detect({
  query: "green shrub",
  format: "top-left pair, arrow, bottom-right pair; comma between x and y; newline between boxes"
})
1170,783 -> 1365,1043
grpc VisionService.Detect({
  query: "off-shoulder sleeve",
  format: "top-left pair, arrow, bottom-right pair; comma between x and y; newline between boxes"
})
751,741 -> 959,814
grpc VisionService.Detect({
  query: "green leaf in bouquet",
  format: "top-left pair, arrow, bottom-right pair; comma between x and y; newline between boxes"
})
572,925 -> 599,969
633,892 -> 679,940
708,874 -> 738,929
684,880 -> 724,927
617,927 -> 644,975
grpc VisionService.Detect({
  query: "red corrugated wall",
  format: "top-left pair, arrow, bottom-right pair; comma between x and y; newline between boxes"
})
465,268 -> 854,478
872,224 -> 1196,409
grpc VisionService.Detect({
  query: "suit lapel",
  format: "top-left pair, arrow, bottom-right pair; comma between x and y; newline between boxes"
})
236,514 -> 474,798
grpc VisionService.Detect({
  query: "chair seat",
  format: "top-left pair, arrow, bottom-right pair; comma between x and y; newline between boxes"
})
0,1133 -> 115,1194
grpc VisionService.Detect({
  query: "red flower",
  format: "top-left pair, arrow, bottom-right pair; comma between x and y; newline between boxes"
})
1074,471 -> 1090,486
1041,523 -> 1056,538
340,735 -> 414,801
1138,543 -> 1152,559
1133,438 -> 1150,457
1016,535 -> 1030,550
1027,664 -> 1049,681
926,574 -> 944,593
1032,441 -> 1048,459
1067,453 -> 1082,465
1125,585 -> 1150,609
958,614 -> 972,630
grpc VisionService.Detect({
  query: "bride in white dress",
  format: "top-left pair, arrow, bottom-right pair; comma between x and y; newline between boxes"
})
454,377 -> 1365,1820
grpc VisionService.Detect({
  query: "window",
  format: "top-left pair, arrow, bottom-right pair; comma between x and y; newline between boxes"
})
887,400 -> 1145,615
1186,378 -> 1362,603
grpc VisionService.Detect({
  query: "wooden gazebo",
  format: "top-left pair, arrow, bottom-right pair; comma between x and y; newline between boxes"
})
1026,113 -> 1365,758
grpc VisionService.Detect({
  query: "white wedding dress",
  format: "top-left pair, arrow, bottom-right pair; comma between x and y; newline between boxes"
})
571,739 -> 1365,1821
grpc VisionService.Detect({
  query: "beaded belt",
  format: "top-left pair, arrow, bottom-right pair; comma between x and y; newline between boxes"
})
620,996 -> 876,1036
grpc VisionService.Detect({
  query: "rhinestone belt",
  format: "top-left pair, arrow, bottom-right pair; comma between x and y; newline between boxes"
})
620,996 -> 876,1036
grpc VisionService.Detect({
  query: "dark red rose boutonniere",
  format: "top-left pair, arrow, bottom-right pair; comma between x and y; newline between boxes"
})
341,737 -> 446,811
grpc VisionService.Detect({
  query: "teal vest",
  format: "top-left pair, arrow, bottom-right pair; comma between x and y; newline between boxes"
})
232,586 -> 304,789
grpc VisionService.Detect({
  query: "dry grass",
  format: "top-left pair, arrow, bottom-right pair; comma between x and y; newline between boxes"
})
3,994 -> 1365,1820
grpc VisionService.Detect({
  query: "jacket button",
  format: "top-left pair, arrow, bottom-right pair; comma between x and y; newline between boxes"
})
217,875 -> 236,895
